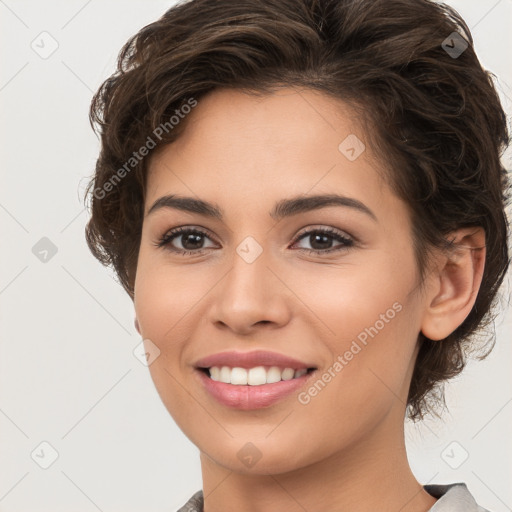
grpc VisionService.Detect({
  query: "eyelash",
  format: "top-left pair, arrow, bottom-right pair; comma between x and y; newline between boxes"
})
154,226 -> 355,256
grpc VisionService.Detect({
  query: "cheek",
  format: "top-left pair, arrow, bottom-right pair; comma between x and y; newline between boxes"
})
134,250 -> 212,342
133,262 -> 202,427
292,254 -> 421,414
292,248 -> 418,349
291,305 -> 420,462
133,252 -> 224,408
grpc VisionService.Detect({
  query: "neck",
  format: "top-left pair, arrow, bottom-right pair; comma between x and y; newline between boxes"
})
199,405 -> 437,512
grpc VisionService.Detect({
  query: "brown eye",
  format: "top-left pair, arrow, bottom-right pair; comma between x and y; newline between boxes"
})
156,227 -> 217,255
292,227 -> 354,255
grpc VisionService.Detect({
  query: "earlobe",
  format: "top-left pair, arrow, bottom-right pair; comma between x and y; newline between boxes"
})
134,317 -> 141,334
420,227 -> 486,341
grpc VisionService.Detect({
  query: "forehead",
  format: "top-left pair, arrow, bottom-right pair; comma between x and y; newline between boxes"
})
145,87 -> 391,218
153,87 -> 366,158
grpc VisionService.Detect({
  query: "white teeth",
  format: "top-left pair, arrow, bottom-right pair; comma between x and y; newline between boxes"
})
248,366 -> 267,386
208,365 -> 309,385
219,366 -> 231,383
281,368 -> 295,381
266,366 -> 282,384
230,367 -> 248,385
209,366 -> 220,381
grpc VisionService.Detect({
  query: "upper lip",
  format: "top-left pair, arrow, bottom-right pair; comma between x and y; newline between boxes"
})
194,350 -> 316,370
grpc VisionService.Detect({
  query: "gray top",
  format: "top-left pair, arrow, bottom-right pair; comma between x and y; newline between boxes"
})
177,483 -> 491,511
424,483 -> 491,512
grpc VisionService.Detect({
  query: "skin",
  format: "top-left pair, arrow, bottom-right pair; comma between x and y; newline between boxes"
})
133,87 -> 485,512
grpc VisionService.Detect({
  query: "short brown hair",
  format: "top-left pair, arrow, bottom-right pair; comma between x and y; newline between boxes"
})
85,0 -> 510,421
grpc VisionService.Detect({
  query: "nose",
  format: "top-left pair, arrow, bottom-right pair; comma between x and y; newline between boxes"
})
208,245 -> 292,335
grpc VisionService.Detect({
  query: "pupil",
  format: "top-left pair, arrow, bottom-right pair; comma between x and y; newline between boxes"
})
183,233 -> 203,250
311,233 -> 331,250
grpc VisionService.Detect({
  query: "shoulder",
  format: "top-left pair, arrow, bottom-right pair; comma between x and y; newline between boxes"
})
424,482 -> 491,512
176,490 -> 204,512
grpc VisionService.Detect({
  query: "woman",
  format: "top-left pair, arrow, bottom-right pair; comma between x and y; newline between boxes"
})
85,0 -> 510,510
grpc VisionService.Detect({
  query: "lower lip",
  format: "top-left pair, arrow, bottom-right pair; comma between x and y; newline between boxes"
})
196,369 -> 314,410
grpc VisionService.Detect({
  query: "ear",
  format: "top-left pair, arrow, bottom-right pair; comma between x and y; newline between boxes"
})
420,227 -> 486,341
134,317 -> 141,335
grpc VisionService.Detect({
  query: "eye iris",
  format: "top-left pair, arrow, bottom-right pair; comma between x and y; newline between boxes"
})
310,233 -> 333,250
182,232 -> 204,250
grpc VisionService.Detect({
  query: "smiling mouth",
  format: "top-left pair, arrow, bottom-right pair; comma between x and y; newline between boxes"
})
198,366 -> 317,386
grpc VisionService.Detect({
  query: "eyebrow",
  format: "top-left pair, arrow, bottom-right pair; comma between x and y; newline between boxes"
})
146,193 -> 377,222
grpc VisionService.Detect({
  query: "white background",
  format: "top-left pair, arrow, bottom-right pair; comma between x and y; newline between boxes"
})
0,1 -> 511,511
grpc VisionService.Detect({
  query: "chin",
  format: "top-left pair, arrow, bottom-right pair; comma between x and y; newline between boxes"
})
198,432 -> 331,476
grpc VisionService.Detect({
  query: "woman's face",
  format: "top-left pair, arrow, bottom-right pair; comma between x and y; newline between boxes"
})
134,87 -> 430,474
